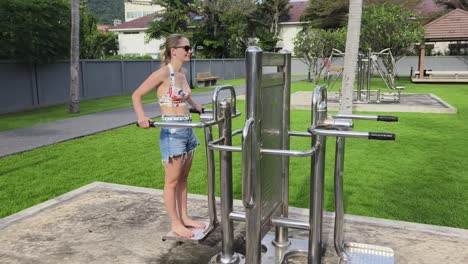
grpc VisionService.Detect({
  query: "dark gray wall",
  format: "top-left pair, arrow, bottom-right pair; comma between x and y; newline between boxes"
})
1,56 -> 467,113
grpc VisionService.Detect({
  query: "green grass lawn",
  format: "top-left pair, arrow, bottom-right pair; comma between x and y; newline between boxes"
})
1,78 -> 467,230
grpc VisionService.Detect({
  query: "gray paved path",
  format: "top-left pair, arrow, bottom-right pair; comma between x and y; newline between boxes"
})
0,86 -> 245,158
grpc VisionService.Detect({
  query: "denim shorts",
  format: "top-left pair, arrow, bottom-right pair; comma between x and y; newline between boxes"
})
159,118 -> 199,163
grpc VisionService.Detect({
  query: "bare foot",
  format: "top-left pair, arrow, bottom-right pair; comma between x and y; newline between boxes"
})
172,222 -> 194,238
182,218 -> 206,229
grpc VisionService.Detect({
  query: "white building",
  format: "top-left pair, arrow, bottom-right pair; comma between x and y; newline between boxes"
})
278,1 -> 307,53
124,0 -> 164,22
109,13 -> 164,57
111,1 -> 308,57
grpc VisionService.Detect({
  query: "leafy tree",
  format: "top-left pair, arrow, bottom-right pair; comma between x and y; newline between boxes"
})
193,0 -> 256,58
360,4 -> 424,61
80,2 -> 118,59
0,0 -> 117,63
302,0 -> 422,29
302,0 -> 349,29
252,0 -> 290,51
434,0 -> 468,10
0,0 -> 70,63
87,0 -> 124,24
145,0 -> 201,41
293,27 -> 346,83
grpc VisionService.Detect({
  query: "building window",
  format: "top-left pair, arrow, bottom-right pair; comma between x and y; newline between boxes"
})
126,11 -> 143,20
448,43 -> 468,55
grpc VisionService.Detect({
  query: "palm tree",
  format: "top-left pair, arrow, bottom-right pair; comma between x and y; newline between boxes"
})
70,0 -> 80,113
339,0 -> 363,114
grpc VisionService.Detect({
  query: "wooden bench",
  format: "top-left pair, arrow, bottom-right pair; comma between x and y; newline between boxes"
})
196,72 -> 218,87
427,70 -> 468,79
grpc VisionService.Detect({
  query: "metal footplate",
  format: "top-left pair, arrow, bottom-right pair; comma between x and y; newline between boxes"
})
342,242 -> 394,264
260,233 -> 310,264
162,217 -> 215,243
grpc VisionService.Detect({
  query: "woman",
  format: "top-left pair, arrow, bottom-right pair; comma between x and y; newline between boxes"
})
132,34 -> 205,238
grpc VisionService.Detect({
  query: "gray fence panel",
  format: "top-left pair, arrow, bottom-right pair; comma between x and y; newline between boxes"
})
123,61 -> 153,94
193,60 -> 211,76
0,63 -> 35,113
83,61 -> 122,99
37,63 -> 70,106
209,60 -> 224,80
2,56 -> 468,114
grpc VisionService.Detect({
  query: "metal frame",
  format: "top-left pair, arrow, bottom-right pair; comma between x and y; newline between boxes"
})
308,86 -> 398,264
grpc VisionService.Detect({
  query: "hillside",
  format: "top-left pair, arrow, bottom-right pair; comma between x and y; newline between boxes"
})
88,0 -> 124,25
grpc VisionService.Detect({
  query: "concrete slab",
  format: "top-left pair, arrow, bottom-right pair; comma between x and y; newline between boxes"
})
1,182 -> 468,264
290,93 -> 457,113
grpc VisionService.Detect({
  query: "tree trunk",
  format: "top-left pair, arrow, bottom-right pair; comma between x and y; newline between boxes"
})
69,0 -> 80,113
339,0 -> 363,114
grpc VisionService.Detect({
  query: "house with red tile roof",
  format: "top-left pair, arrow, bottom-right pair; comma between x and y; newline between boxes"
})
110,1 -> 310,57
424,8 -> 468,55
277,0 -> 308,52
109,13 -> 164,57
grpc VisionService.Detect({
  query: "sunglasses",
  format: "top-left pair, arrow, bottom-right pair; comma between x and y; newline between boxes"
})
175,45 -> 192,52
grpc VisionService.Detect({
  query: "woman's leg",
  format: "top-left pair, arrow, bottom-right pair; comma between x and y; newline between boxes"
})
176,153 -> 205,228
164,156 -> 194,238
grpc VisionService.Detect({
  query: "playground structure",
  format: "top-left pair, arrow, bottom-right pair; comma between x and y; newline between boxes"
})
144,47 -> 399,263
325,48 -> 405,103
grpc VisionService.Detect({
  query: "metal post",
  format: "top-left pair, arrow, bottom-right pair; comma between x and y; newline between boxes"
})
366,48 -> 372,102
274,49 -> 291,248
357,53 -> 362,101
309,86 -> 328,264
204,126 -> 218,228
334,137 -> 348,262
244,46 -> 263,264
211,100 -> 244,264
220,100 -> 235,261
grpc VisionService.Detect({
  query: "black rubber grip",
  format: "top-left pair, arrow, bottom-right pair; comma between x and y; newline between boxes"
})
136,121 -> 155,127
377,115 -> 398,122
189,107 -> 205,114
368,132 -> 396,140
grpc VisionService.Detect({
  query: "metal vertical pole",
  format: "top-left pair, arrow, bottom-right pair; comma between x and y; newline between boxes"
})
220,100 -> 235,262
309,86 -> 327,264
357,53 -> 362,101
366,48 -> 372,102
334,136 -> 348,262
204,126 -> 217,228
274,50 -> 291,248
211,100 -> 244,264
309,134 -> 326,264
244,46 -> 263,264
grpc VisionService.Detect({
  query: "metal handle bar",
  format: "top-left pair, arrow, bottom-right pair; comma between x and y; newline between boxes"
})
332,114 -> 398,122
208,130 -> 317,157
260,146 -> 318,157
136,110 -> 241,129
212,85 -> 237,122
309,127 -> 396,140
289,131 -> 312,137
138,119 -> 217,128
242,118 -> 255,209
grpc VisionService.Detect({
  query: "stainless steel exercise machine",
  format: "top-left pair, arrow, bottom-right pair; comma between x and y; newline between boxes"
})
208,47 -> 318,264
308,85 -> 398,264
207,47 -> 399,264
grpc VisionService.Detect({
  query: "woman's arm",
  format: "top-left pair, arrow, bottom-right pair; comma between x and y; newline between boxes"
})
132,68 -> 165,128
